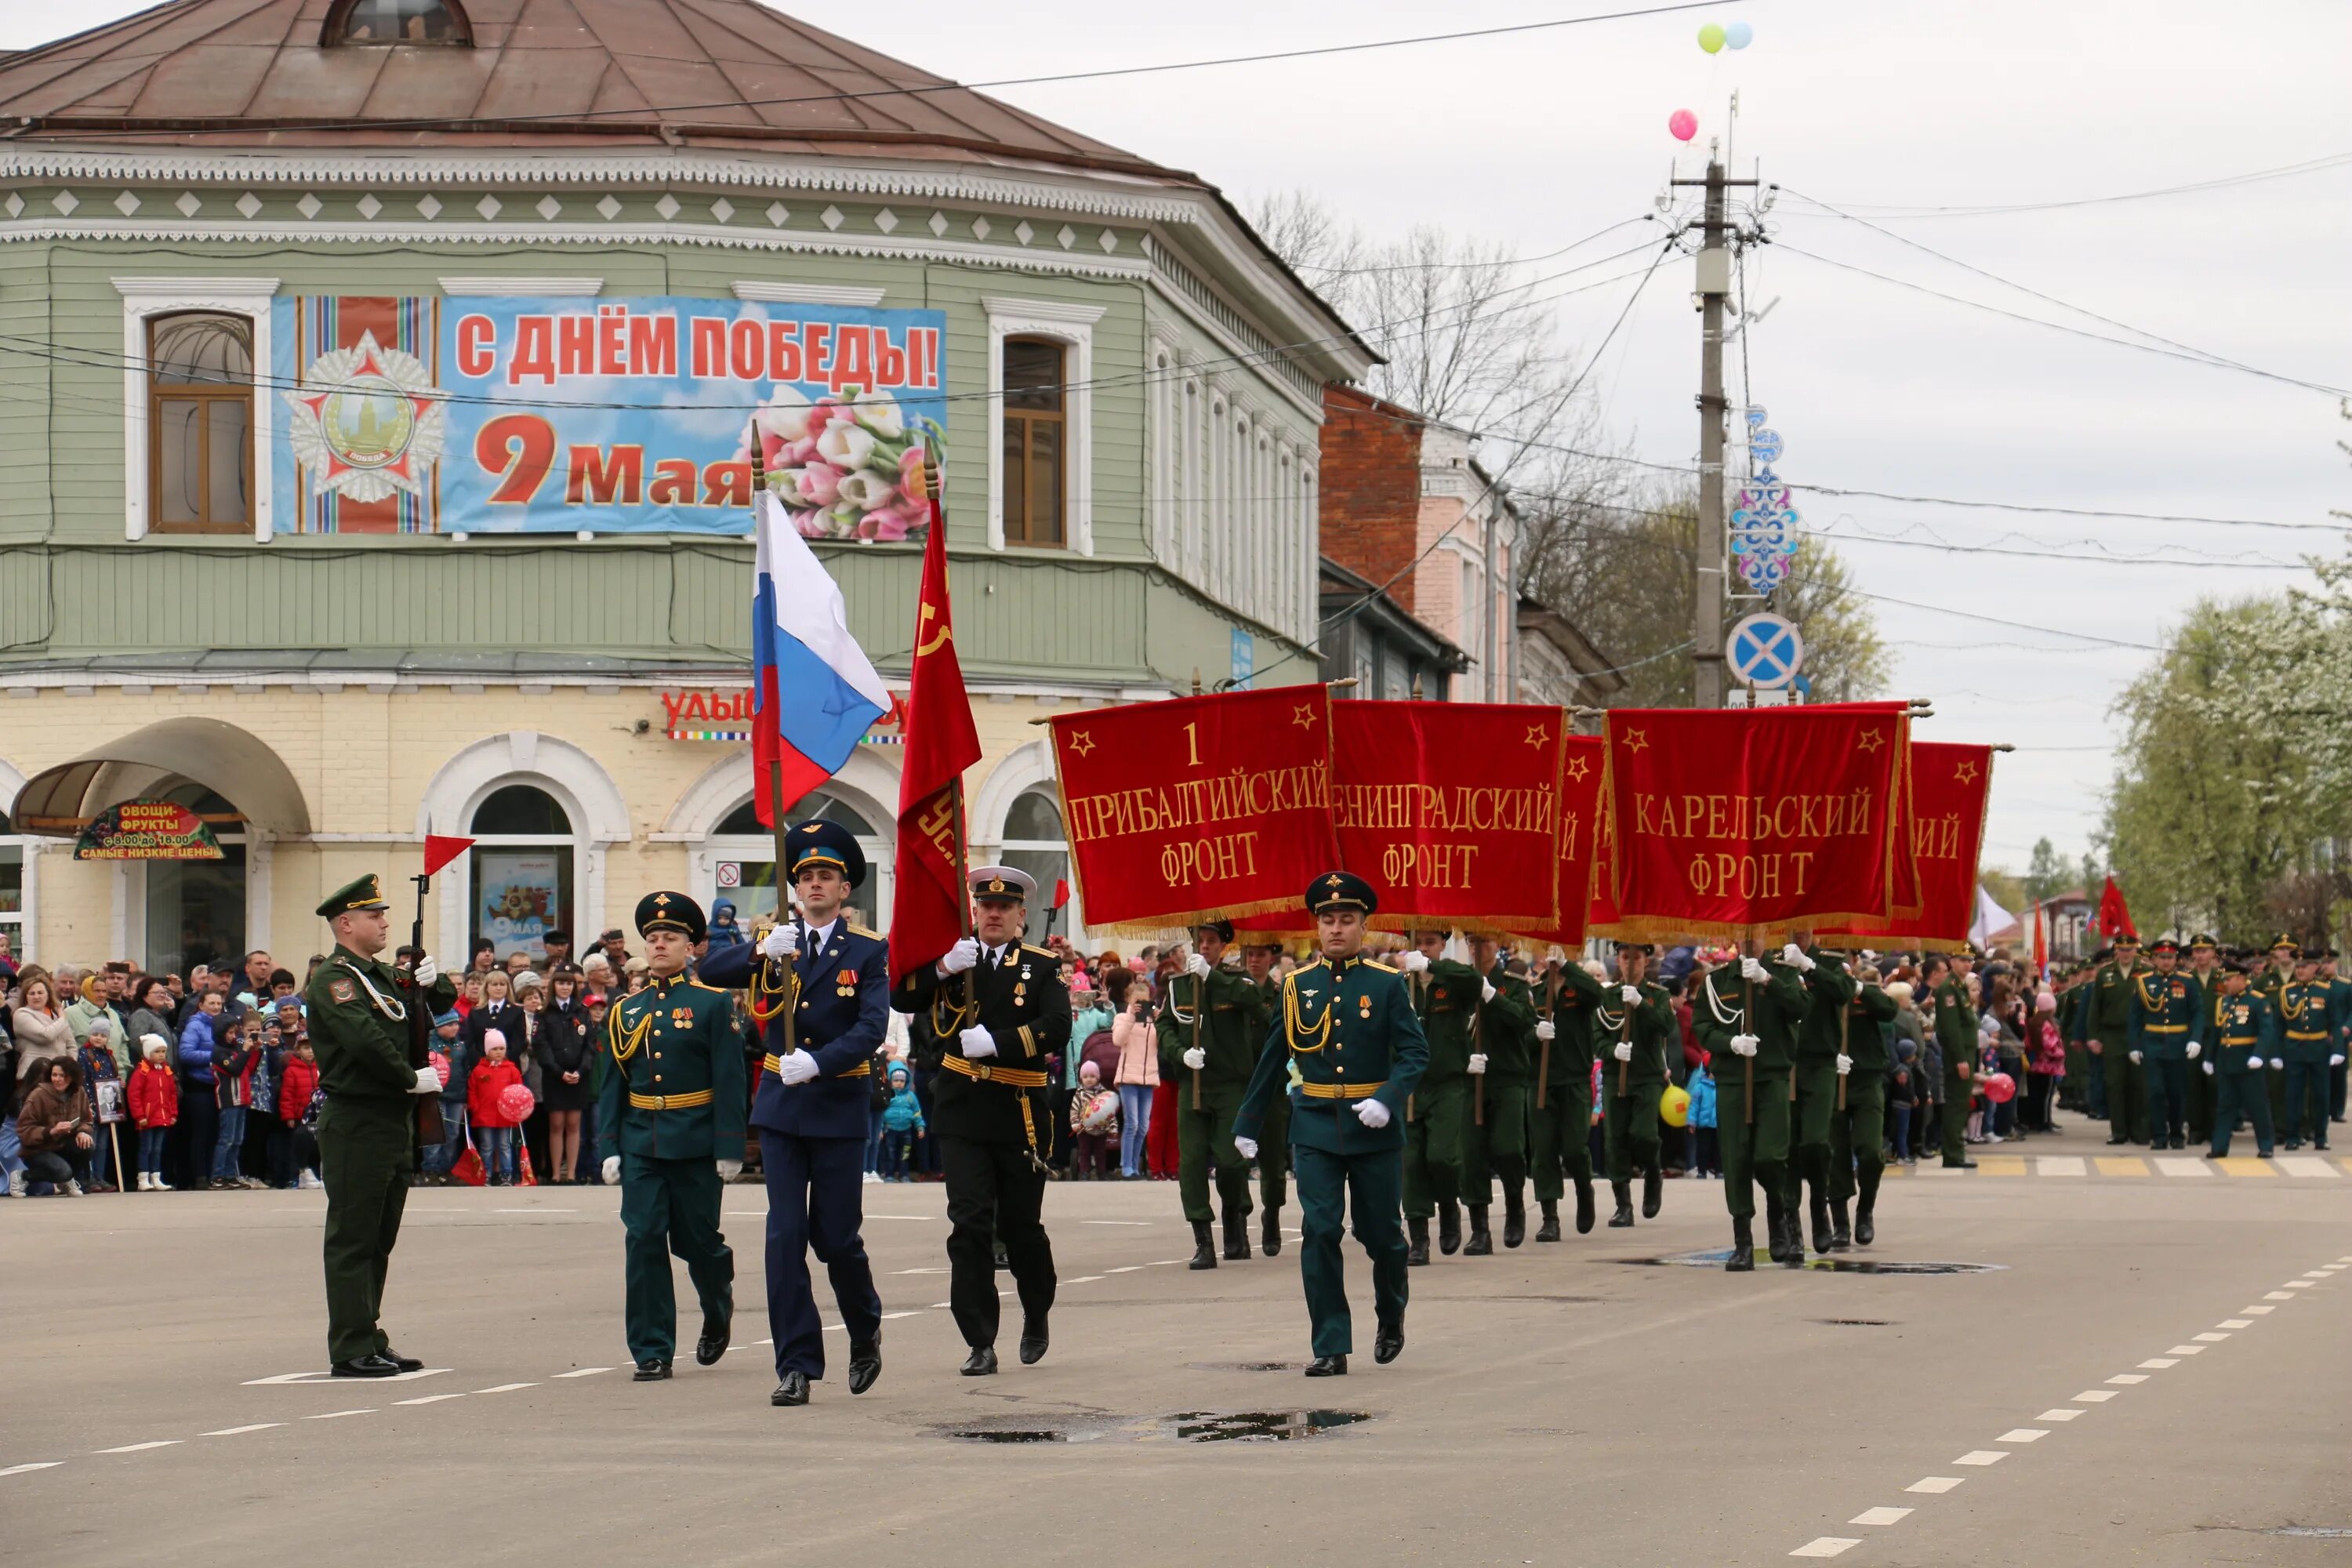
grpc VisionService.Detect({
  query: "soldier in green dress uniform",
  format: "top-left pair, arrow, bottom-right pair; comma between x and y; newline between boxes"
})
596,892 -> 745,1381
1243,940 -> 1290,1254
1597,944 -> 1676,1228
2206,963 -> 2277,1159
1693,946 -> 1807,1269
2253,935 -> 2300,1134
1458,935 -> 1538,1251
1160,920 -> 1270,1269
2185,935 -> 2223,1144
1233,873 -> 1428,1377
2082,936 -> 2151,1145
1397,929 -> 1480,1263
1528,956 -> 1603,1240
2276,951 -> 2336,1152
1933,953 -> 1980,1170
306,874 -> 456,1376
2322,949 -> 2352,1127
1824,961 -> 1898,1250
1781,938 -> 1857,1254
2128,938 -> 2204,1151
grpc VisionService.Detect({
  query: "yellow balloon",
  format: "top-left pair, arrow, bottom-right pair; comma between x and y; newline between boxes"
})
1659,1083 -> 1693,1127
1697,22 -> 1726,53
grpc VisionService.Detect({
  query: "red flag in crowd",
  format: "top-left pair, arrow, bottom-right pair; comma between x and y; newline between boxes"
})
887,497 -> 982,984
1052,879 -> 1070,911
423,835 -> 476,878
2096,875 -> 2136,940
2032,900 -> 2049,979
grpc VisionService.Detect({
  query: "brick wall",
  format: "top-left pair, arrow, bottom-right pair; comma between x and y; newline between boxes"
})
1318,387 -> 1425,615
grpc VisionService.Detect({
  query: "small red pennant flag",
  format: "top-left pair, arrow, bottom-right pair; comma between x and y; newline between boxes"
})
1053,878 -> 1071,911
423,834 -> 477,879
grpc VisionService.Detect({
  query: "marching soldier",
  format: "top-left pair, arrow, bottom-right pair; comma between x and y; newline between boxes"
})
1597,943 -> 1676,1228
1824,961 -> 1898,1250
893,866 -> 1067,1375
1459,935 -> 1537,1251
1529,955 -> 1603,1240
1242,940 -> 1290,1254
2082,936 -> 2151,1145
2254,935 -> 2300,1133
305,874 -> 455,1376
595,892 -> 745,1381
1782,937 -> 1856,1254
1159,920 -> 1269,1269
2276,950 -> 2336,1152
2128,938 -> 2203,1152
1693,946 -> 1807,1269
1396,929 -> 1480,1263
1934,952 -> 1980,1170
698,821 -> 887,1407
2206,963 -> 2276,1160
1232,873 -> 1428,1377
2185,935 -> 2223,1145
2324,949 -> 2352,1127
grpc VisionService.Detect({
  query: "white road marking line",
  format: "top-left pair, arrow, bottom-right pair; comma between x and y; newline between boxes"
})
931,1302 -> 950,1309
2338,1255 -> 2352,1264
2303,1270 -> 2335,1279
241,1367 -> 449,1386
2156,1160 -> 2212,1178
2241,1305 -> 2277,1314
302,1410 -> 374,1421
95,1440 -> 182,1454
891,1267 -> 950,1275
494,1207 -> 577,1214
1067,1276 -> 1103,1283
0,1462 -> 64,1477
2074,1391 -> 2118,1403
754,1338 -> 773,1346
1906,1477 -> 1964,1494
2166,1345 -> 2207,1355
1955,1450 -> 2009,1466
2035,1156 -> 2085,1176
2138,1358 -> 2179,1369
1105,1266 -> 1144,1273
1080,1219 -> 1153,1225
2275,1157 -> 2338,1178
551,1367 -> 612,1378
2106,1374 -> 2148,1385
880,1311 -> 922,1320
2264,1292 -> 2297,1301
865,1214 -> 938,1221
2195,1332 -> 2232,1341
1998,1429 -> 2048,1443
473,1383 -> 536,1394
1849,1507 -> 1912,1526
1145,1259 -> 1184,1265
200,1424 -> 283,1436
2038,1410 -> 2084,1421
1789,1538 -> 1860,1558
393,1394 -> 466,1406
2219,1318 -> 2254,1327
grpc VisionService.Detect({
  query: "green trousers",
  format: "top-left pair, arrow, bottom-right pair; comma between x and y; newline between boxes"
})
2100,1044 -> 2150,1142
1940,1064 -> 1972,1164
619,1153 -> 734,1364
1461,1078 -> 1530,1206
1602,1076 -> 1662,1184
2209,1071 -> 2274,1157
1715,1066 -> 1789,1221
1176,1083 -> 1253,1225
2283,1061 -> 2330,1145
1786,1059 -> 1835,1207
1530,1073 -> 1595,1203
1293,1144 -> 1406,1358
1826,1073 -> 1886,1210
2186,1054 -> 2217,1142
1258,1094 -> 1290,1210
1400,1078 -> 1467,1218
318,1098 -> 413,1366
2061,1042 -> 2093,1109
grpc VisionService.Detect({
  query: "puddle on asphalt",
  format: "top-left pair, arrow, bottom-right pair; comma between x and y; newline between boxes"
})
942,1410 -> 1373,1444
2266,1527 -> 2352,1538
1620,1250 -> 2005,1275
1813,1318 -> 1897,1327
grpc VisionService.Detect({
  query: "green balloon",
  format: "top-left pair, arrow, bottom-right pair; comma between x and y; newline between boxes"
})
1697,21 -> 1726,53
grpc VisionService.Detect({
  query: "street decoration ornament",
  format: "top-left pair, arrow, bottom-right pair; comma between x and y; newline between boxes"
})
282,330 -> 446,504
1731,405 -> 1800,593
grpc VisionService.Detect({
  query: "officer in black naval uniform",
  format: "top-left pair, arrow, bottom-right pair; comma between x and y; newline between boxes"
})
893,866 -> 1069,1374
699,821 -> 887,1407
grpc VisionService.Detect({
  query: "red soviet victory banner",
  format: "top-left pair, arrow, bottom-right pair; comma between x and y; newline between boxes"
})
1050,684 -> 1340,932
1503,732 -> 1607,949
1806,702 -> 1924,919
1813,742 -> 1994,953
1602,702 -> 1911,941
887,497 -> 982,984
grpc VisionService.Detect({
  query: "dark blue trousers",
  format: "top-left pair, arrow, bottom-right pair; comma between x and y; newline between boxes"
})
757,1130 -> 882,1381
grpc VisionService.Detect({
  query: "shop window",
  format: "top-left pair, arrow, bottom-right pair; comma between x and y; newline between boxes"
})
1000,786 -> 1069,938
468,785 -> 574,963
149,313 -> 253,535
710,789 -> 886,932
144,782 -> 245,979
1002,338 -> 1066,547
0,807 -> 22,966
324,0 -> 471,45
472,784 -> 572,835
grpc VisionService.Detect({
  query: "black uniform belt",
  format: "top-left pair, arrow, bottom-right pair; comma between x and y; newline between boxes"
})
627,1088 -> 713,1110
2143,1023 -> 2187,1033
1299,1080 -> 1385,1100
763,1053 -> 871,1078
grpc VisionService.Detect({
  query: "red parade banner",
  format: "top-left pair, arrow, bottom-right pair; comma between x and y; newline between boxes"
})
1813,741 -> 1994,953
1503,732 -> 1608,949
1050,685 -> 1341,932
1602,702 -> 1912,942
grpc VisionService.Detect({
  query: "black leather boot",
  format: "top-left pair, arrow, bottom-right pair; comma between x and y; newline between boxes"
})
1438,1199 -> 1463,1255
1222,1209 -> 1251,1261
1188,1218 -> 1217,1270
1607,1181 -> 1634,1227
1574,1176 -> 1596,1234
1853,1199 -> 1875,1247
1261,1205 -> 1283,1256
1726,1216 -> 1755,1272
1406,1216 -> 1431,1266
1828,1199 -> 1852,1252
1642,1164 -> 1663,1219
1462,1205 -> 1494,1255
1534,1199 -> 1561,1243
1502,1188 -> 1526,1248
1764,1192 -> 1795,1262
1809,1189 -> 1832,1254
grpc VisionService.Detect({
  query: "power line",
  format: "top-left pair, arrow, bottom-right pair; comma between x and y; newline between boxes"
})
1799,525 -> 2313,571
1296,216 -> 1652,277
1784,151 -> 2352,220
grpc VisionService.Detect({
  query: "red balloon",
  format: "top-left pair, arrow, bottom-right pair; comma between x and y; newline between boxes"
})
498,1083 -> 537,1121
1981,1071 -> 2016,1105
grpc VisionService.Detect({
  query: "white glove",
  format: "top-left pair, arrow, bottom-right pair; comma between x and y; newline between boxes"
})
1399,952 -> 1430,975
1835,1054 -> 1853,1076
410,1066 -> 442,1094
1185,952 -> 1211,980
2187,1041 -> 2202,1060
2334,1054 -> 2346,1067
1233,1135 -> 1259,1160
1740,956 -> 1769,983
2129,1050 -> 2143,1065
761,924 -> 798,960
1473,982 -> 1492,1004
1613,1040 -> 1634,1063
602,1156 -> 621,1184
412,956 -> 438,986
1782,943 -> 1815,972
1535,1021 -> 1556,1041
959,1025 -> 997,1060
938,937 -> 982,975
776,1049 -> 821,1085
2202,1062 -> 2216,1077
1730,1034 -> 1759,1058
1467,1053 -> 1488,1075
1620,985 -> 1642,1005
1353,1098 -> 1391,1130
715,1159 -> 742,1181
1181,1047 -> 1207,1071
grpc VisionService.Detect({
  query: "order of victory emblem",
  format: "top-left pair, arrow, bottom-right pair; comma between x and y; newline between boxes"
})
282,330 -> 447,503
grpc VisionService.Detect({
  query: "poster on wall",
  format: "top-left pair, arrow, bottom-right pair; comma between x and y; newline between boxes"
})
271,296 -> 947,539
74,800 -> 224,861
476,851 -> 562,961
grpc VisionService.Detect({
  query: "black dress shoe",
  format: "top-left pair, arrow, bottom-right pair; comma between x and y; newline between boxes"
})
771,1370 -> 810,1406
1943,1157 -> 1977,1170
1304,1354 -> 1347,1377
2106,1135 -> 2130,1145
960,1345 -> 997,1377
848,1339 -> 882,1396
1373,1327 -> 1403,1366
380,1349 -> 425,1374
331,1352 -> 403,1378
632,1359 -> 673,1381
1261,1207 -> 1283,1256
1018,1317 -> 1049,1366
695,1301 -> 732,1367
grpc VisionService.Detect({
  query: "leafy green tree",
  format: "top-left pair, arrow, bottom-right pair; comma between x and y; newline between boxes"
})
2024,837 -> 2069,902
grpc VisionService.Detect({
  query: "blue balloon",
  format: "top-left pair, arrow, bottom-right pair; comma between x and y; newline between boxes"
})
1726,20 -> 1754,49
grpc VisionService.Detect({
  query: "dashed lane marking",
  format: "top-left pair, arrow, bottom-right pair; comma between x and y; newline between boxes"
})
2241,1305 -> 2277,1314
2275,1157 -> 2338,1178
550,1367 -> 612,1378
2037,1410 -> 2084,1421
2166,1345 -> 2207,1355
1849,1508 -> 1912,1526
1997,1429 -> 2048,1443
474,1383 -> 538,1394
2074,1391 -> 2119,1403
303,1410 -> 375,1420
1977,1157 -> 2027,1176
2219,1318 -> 2254,1327
2263,1292 -> 2296,1301
95,1441 -> 182,1454
1789,1538 -> 1860,1558
1955,1450 -> 2009,1466
0,1463 -> 64,1477
2194,1332 -> 2233,1341
1905,1478 -> 1965,1494
2217,1159 -> 2277,1178
2139,1358 -> 2180,1369
2156,1160 -> 2212,1178
2106,1374 -> 2149,1385
393,1394 -> 466,1406
200,1424 -> 282,1437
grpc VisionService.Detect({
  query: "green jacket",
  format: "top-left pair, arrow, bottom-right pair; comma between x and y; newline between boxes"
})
1691,960 -> 1807,1088
2127,969 -> 2204,1062
1156,964 -> 1266,1087
1476,964 -> 1540,1082
596,972 -> 748,1162
1596,977 -> 1676,1088
305,945 -> 456,1109
1933,976 -> 1979,1063
1533,962 -> 1605,1084
1407,958 -> 1487,1083
1793,950 -> 1860,1064
1844,982 -> 1900,1073
1236,954 -> 1428,1156
2075,961 -> 2143,1046
2275,981 -> 2338,1065
2212,989 -> 2271,1075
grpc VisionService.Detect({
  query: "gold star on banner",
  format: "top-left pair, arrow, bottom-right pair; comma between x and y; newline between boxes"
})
1524,724 -> 1549,748
1293,703 -> 1319,730
1067,731 -> 1095,758
1565,755 -> 1591,782
1955,758 -> 1980,783
1857,730 -> 1885,753
1623,729 -> 1650,753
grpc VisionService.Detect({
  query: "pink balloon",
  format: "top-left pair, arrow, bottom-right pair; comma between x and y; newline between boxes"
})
1668,109 -> 1698,142
1982,1071 -> 2016,1105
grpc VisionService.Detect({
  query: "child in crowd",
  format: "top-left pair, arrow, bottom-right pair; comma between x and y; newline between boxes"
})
466,1029 -> 526,1185
1888,1036 -> 1918,1165
127,1033 -> 178,1191
1689,1060 -> 1720,1178
212,1014 -> 263,1189
1068,1058 -> 1120,1180
425,1008 -> 468,1180
278,1036 -> 323,1189
877,1061 -> 924,1181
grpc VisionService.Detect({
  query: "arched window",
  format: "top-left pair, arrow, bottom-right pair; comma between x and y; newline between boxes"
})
1002,338 -> 1065,546
0,804 -> 19,962
149,313 -> 253,534
710,789 -> 888,931
323,0 -> 471,45
468,785 -> 574,962
145,782 -> 247,978
1000,786 -> 1069,937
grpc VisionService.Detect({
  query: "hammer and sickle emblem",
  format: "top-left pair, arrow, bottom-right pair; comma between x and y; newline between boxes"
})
916,603 -> 953,658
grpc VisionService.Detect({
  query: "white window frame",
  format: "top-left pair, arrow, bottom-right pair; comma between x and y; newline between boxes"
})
983,296 -> 1104,555
114,276 -> 280,543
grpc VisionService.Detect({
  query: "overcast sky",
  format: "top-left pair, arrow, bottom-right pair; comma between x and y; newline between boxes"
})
13,0 -> 2350,886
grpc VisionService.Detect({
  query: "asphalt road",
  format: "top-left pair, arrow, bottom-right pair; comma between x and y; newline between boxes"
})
8,1121 -> 2352,1567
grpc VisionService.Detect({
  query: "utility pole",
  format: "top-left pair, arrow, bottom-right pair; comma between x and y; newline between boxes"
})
1673,154 -> 1758,710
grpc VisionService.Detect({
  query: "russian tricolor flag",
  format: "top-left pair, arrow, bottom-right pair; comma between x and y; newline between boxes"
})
751,490 -> 891,825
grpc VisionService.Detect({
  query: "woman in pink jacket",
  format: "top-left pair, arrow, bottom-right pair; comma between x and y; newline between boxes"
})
1107,967 -> 1158,1178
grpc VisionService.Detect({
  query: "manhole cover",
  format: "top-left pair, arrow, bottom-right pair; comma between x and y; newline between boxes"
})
939,1410 -> 1373,1445
1620,1250 -> 2005,1275
1185,1362 -> 1304,1373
